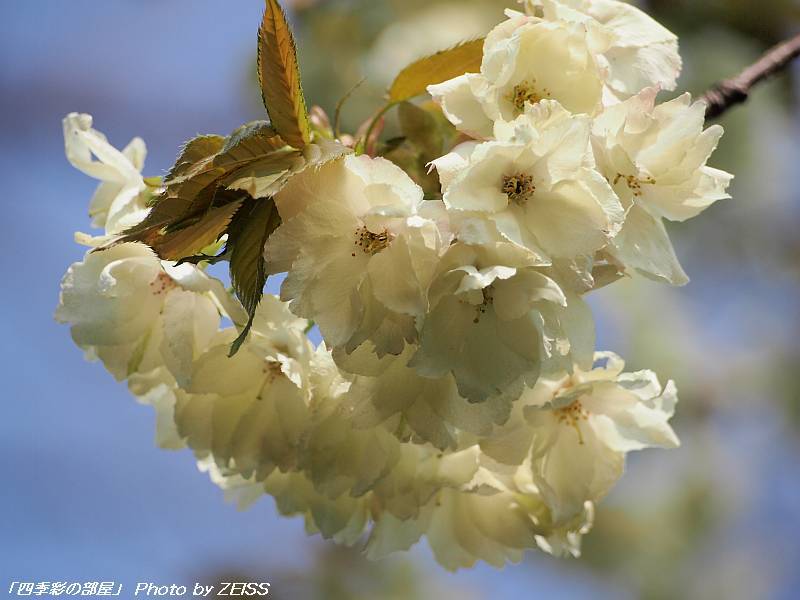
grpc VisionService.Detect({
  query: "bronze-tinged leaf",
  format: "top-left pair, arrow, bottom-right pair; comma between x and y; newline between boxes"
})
165,135 -> 225,182
221,148 -> 298,198
113,164 -> 228,246
120,187 -> 242,253
151,199 -> 244,260
218,120 -> 287,163
226,197 -> 282,355
107,124 -> 299,259
388,38 -> 485,103
258,0 -> 311,148
125,134 -> 230,241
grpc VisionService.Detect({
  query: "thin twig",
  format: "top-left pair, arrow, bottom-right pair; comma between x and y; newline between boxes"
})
702,32 -> 800,119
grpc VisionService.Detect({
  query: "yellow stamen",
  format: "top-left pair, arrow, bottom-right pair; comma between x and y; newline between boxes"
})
149,272 -> 177,297
473,286 -> 494,324
352,226 -> 393,256
502,173 -> 535,205
510,80 -> 550,111
613,173 -> 657,198
554,399 -> 589,445
262,360 -> 283,382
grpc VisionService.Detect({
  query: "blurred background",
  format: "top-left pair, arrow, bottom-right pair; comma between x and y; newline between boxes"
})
1,1 -> 799,598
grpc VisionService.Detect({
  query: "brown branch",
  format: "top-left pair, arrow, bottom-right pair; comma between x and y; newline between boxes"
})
702,32 -> 800,120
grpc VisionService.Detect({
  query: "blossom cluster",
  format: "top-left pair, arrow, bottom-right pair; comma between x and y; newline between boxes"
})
57,0 -> 731,570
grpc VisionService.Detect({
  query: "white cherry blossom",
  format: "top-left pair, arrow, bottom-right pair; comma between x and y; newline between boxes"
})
410,240 -> 593,402
366,451 -> 595,569
174,295 -> 315,480
435,100 -> 624,262
428,13 -> 605,138
521,352 -> 680,524
265,155 -> 443,357
55,243 -> 226,387
63,113 -> 151,235
521,0 -> 682,101
338,342 -> 512,451
592,89 -> 733,284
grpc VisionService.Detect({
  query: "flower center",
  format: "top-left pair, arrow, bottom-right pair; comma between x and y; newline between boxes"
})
510,80 -> 550,111
502,173 -> 535,205
352,226 -> 393,256
554,399 -> 589,445
262,359 -> 283,382
613,173 -> 657,198
149,272 -> 178,297
473,286 -> 494,324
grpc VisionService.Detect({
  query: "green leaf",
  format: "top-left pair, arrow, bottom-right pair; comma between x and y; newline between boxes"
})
388,38 -> 484,103
381,102 -> 454,197
143,176 -> 164,188
398,101 -> 444,159
226,197 -> 282,355
258,0 -> 312,148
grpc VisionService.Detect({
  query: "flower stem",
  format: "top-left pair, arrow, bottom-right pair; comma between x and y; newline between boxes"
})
361,102 -> 396,155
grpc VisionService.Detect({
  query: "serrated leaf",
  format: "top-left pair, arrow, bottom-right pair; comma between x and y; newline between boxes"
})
108,124 -> 299,259
218,120 -> 287,163
225,170 -> 288,200
166,135 -> 225,182
152,199 -> 244,260
388,38 -> 484,103
221,148 -> 299,198
258,0 -> 311,148
143,176 -> 164,188
227,197 -> 282,355
175,251 -> 229,267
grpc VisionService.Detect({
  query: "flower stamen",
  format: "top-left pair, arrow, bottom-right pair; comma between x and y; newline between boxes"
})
510,80 -> 550,111
352,226 -> 393,256
554,399 -> 589,445
613,173 -> 657,198
502,173 -> 536,205
473,286 -> 494,324
149,272 -> 177,297
262,359 -> 283,382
